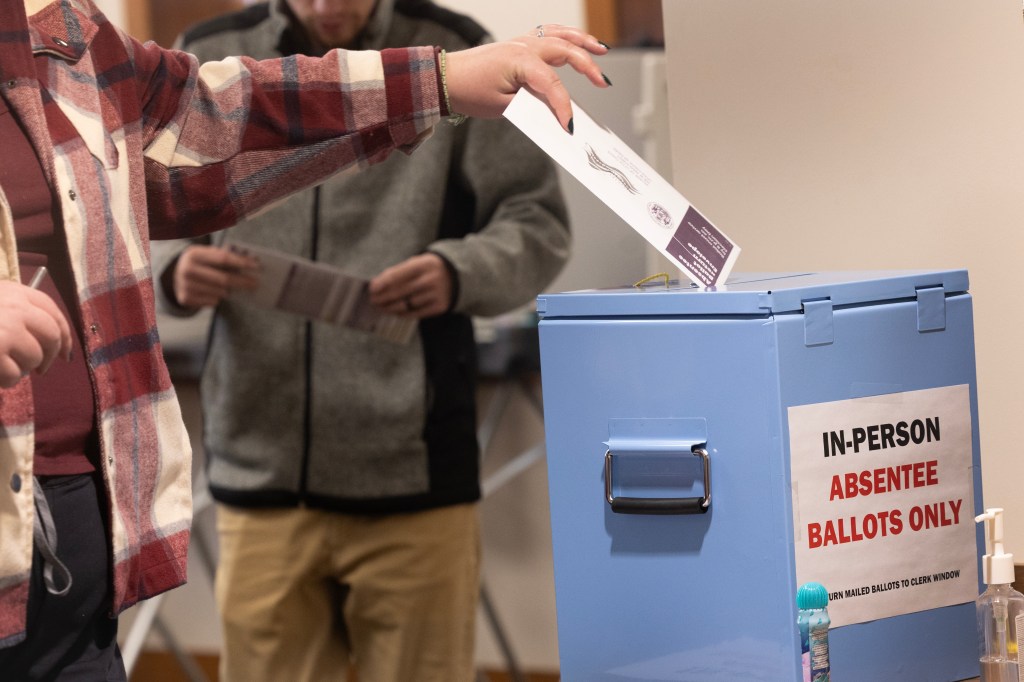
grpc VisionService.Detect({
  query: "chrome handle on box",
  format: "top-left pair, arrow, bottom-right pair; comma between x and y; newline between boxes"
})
604,446 -> 710,515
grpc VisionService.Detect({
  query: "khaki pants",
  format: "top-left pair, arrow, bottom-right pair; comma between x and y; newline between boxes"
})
215,502 -> 480,682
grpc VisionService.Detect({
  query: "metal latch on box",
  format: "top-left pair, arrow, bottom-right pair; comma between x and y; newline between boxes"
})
916,285 -> 946,332
802,297 -> 834,347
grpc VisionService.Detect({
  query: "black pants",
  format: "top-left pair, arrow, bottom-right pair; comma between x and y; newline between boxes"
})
0,473 -> 127,681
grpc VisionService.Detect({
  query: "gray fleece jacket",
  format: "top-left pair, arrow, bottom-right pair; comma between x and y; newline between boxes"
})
154,0 -> 571,513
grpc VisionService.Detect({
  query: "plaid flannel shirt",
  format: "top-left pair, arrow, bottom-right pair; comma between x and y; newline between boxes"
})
0,0 -> 442,647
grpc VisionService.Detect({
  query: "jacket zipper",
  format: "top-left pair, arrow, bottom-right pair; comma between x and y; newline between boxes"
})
297,186 -> 320,504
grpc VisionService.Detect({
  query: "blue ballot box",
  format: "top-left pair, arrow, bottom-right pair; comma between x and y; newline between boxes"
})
536,271 -> 983,682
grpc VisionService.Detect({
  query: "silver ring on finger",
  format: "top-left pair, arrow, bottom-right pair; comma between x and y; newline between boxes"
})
535,24 -> 544,38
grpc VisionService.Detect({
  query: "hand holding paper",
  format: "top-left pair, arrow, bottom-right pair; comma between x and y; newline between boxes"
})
503,89 -> 740,287
173,245 -> 261,309
368,253 -> 453,319
224,243 -> 417,344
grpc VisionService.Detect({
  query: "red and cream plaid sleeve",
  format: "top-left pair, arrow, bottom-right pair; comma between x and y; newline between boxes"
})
129,38 -> 444,239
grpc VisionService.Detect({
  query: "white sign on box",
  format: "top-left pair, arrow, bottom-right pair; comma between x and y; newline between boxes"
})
788,384 -> 978,627
503,90 -> 740,287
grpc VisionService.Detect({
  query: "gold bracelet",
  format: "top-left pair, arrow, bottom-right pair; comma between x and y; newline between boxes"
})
439,49 -> 467,126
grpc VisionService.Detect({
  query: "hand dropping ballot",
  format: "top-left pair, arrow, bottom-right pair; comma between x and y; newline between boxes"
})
503,90 -> 740,287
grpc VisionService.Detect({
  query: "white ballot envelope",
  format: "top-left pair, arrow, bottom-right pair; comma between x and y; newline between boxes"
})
504,90 -> 740,287
225,242 -> 416,344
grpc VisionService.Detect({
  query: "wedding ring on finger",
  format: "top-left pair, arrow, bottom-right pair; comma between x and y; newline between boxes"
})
535,24 -> 545,38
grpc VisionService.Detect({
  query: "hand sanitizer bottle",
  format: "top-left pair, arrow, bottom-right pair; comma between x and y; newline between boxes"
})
976,508 -> 1024,682
797,582 -> 830,682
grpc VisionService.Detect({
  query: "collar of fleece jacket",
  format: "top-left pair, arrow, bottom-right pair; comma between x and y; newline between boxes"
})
272,0 -> 397,54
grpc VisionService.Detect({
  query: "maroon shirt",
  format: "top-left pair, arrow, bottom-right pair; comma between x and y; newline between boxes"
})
0,94 -> 98,474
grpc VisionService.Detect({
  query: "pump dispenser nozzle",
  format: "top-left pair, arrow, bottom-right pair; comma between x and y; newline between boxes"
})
976,507 -> 1015,586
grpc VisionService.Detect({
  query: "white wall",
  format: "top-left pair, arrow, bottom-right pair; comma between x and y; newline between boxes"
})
664,1 -> 1024,554
436,0 -> 584,42
91,0 -> 125,30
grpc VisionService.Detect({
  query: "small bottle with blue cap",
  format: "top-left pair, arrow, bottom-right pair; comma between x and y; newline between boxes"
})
797,581 -> 831,682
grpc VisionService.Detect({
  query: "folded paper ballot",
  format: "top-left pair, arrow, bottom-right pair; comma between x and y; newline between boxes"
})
225,242 -> 416,344
503,90 -> 740,287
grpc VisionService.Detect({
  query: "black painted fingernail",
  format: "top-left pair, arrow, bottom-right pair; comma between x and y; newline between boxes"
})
568,117 -> 574,135
602,72 -> 613,86
598,40 -> 610,50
